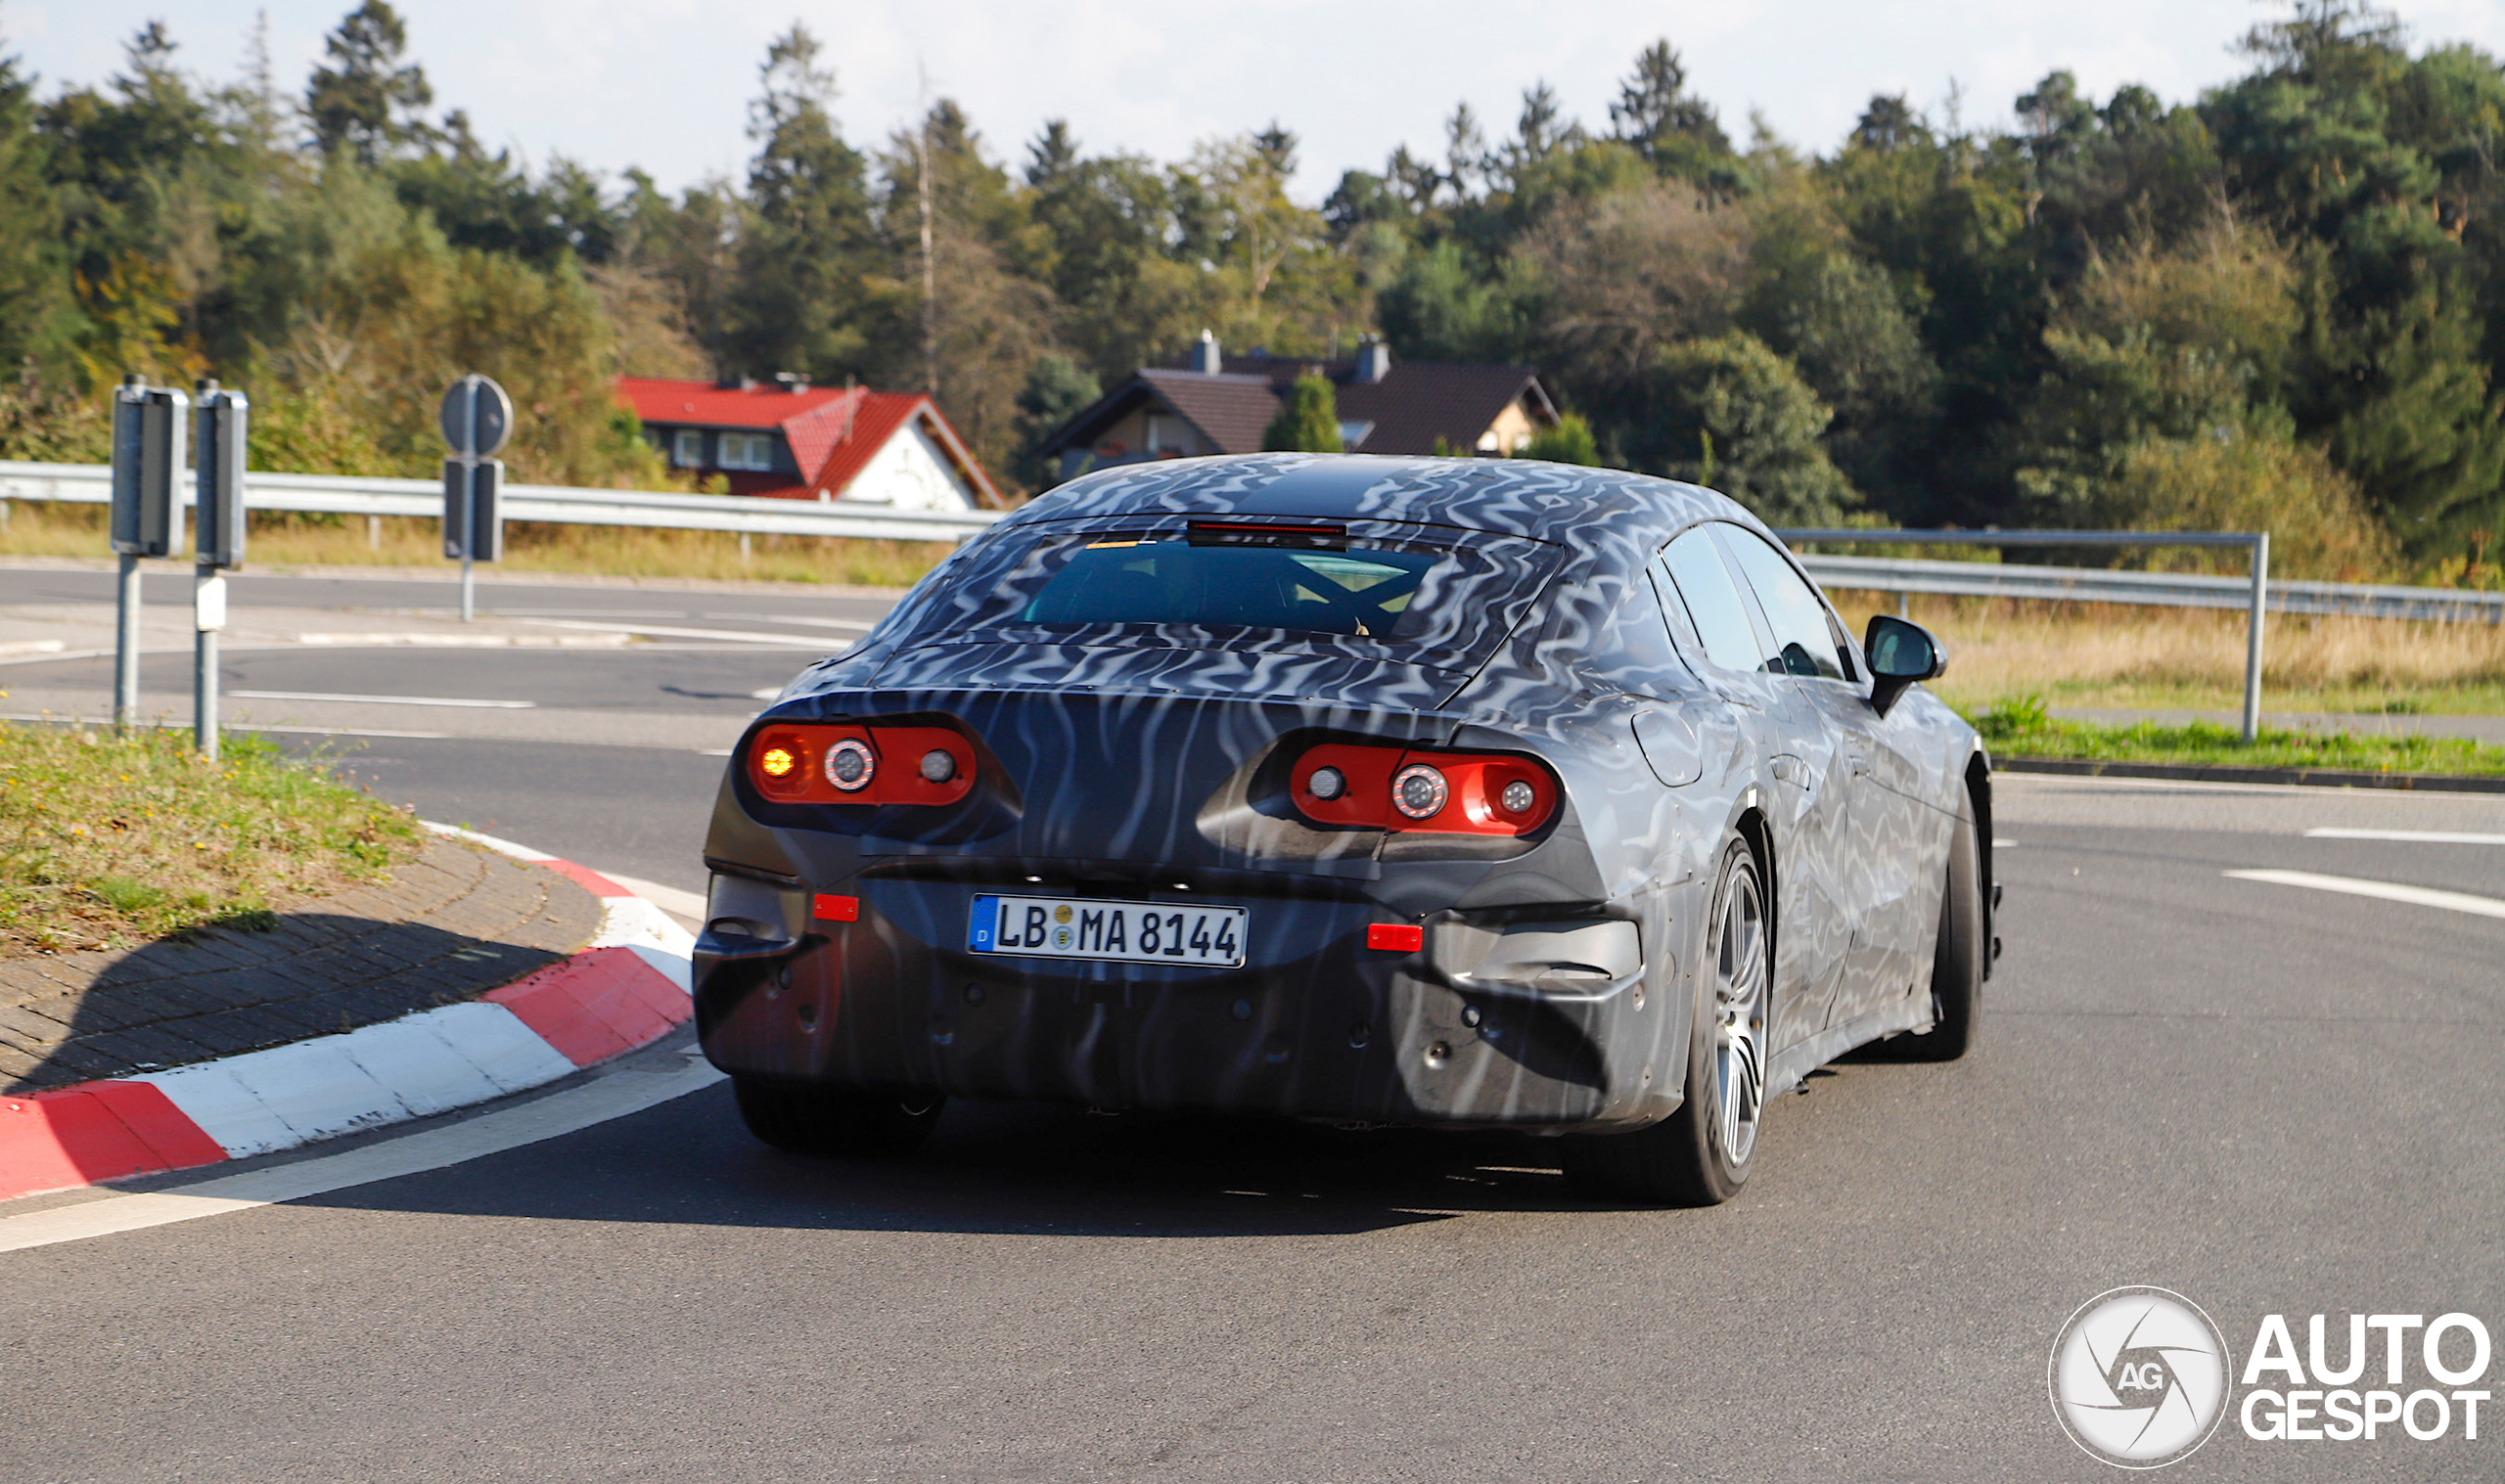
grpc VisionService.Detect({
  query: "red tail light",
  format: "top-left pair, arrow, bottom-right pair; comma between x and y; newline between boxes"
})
1292,742 -> 1557,834
748,724 -> 977,805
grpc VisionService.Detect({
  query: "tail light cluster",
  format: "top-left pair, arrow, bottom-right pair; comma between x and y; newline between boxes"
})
748,723 -> 977,806
1292,743 -> 1558,835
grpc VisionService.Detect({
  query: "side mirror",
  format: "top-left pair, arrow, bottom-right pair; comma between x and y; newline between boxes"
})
1864,614 -> 1945,717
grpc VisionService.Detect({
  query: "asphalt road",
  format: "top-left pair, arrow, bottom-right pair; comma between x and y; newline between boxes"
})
4,567 -> 2502,1481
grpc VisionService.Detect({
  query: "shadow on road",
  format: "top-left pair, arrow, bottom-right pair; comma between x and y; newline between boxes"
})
289,1084 -> 1661,1238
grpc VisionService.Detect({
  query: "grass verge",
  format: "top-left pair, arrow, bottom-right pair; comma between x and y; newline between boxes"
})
1966,695 -> 2505,777
0,722 -> 424,957
0,499 -> 946,587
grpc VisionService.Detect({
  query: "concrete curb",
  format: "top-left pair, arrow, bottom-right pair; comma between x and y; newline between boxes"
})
0,824 -> 697,1203
1998,755 -> 2505,793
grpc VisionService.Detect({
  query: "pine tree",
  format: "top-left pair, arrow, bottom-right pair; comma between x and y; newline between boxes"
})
1262,373 -> 1342,452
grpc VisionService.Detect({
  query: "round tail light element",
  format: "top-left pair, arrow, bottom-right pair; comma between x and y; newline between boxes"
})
824,738 -> 877,791
1500,779 -> 1537,815
919,747 -> 958,784
1391,764 -> 1448,820
1306,765 -> 1346,801
758,746 -> 797,780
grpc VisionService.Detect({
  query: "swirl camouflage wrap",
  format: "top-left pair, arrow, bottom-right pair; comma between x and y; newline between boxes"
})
694,455 -> 1994,1192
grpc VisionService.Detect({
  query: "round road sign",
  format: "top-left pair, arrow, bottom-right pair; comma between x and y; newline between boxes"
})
438,374 -> 514,459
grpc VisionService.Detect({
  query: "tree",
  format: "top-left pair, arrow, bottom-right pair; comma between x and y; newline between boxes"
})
1642,331 -> 1858,525
1608,40 -> 1745,196
0,47 -> 74,373
1521,412 -> 1599,465
1262,373 -> 1342,451
1011,353 -> 1101,488
304,2 -> 433,165
726,24 -> 875,382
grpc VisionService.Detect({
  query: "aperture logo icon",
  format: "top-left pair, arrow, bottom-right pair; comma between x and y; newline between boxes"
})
2051,1287 -> 2233,1467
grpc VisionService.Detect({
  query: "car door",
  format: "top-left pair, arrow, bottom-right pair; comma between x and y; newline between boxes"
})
1713,523 -> 1931,1031
1654,525 -> 1844,1056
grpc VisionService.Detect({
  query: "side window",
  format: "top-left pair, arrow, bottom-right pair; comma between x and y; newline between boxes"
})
672,428 -> 704,468
1659,525 -> 1763,674
1717,524 -> 1849,681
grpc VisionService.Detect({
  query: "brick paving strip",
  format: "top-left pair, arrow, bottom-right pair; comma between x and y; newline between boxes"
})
0,836 -> 605,1095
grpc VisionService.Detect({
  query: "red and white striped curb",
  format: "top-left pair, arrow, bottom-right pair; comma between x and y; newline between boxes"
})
0,824 -> 697,1204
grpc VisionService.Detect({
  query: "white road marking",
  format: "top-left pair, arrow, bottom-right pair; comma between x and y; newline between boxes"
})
0,713 -> 448,740
2304,828 -> 2505,846
750,687 -> 783,700
1994,838 -> 2017,848
696,747 -> 733,756
2225,869 -> 2505,922
521,618 -> 847,650
765,616 -> 874,631
598,873 -> 707,922
230,690 -> 535,709
0,639 -> 65,657
0,1062 -> 725,1254
297,632 -> 630,648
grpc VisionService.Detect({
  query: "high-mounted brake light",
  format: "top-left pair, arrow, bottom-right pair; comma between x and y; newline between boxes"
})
747,723 -> 977,806
1293,743 -> 1556,835
1186,519 -> 1346,549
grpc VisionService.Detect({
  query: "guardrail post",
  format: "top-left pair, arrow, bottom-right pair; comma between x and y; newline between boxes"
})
2242,532 -> 2268,742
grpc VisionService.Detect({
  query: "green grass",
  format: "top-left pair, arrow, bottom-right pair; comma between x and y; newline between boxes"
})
0,722 -> 423,956
1965,694 -> 2505,777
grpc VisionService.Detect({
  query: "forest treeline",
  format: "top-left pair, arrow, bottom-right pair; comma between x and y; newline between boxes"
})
1,1 -> 2501,579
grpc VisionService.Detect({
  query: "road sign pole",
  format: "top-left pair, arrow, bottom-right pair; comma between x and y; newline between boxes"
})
114,552 -> 139,733
193,590 -> 218,761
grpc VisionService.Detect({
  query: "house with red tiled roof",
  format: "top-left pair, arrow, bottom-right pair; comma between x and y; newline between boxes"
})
1032,334 -> 1558,484
616,376 -> 1002,511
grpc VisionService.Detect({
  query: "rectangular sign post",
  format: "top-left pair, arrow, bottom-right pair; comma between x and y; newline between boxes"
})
107,376 -> 187,733
192,380 -> 247,762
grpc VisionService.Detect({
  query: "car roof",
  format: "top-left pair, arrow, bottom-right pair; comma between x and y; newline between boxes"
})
1003,453 -> 1752,552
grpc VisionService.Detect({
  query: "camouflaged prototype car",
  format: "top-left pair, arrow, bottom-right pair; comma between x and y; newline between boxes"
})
692,454 -> 1995,1204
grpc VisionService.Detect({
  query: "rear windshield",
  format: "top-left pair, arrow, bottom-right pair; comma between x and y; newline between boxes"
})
1025,541 -> 1438,637
884,517 -> 1563,676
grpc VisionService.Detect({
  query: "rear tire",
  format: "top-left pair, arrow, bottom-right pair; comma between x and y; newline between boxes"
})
1893,802 -> 1983,1061
1564,834 -> 1768,1206
732,1076 -> 945,1157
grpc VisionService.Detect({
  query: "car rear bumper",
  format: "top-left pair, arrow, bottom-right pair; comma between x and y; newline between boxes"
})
693,873 -> 1679,1130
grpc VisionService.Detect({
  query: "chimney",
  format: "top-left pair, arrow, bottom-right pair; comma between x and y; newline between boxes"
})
1188,329 -> 1222,376
1355,336 -> 1392,384
774,372 -> 810,393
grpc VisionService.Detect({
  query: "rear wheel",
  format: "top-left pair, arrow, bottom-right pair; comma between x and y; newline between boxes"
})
1891,802 -> 1984,1061
732,1076 -> 945,1157
1565,834 -> 1768,1206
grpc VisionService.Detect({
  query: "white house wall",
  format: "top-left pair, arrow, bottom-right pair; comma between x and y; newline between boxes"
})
838,417 -> 979,512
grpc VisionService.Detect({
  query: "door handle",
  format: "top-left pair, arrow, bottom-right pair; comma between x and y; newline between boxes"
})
1848,754 -> 1873,778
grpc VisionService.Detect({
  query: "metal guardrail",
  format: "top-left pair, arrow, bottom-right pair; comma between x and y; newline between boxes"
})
1777,527 -> 2283,740
1793,552 -> 2505,624
0,460 -> 1006,544
12,462 -> 2502,739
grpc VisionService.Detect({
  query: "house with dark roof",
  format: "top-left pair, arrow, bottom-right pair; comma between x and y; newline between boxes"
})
615,376 -> 1002,510
1033,334 -> 1558,483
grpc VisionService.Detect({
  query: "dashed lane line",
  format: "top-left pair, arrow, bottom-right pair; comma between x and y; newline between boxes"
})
521,618 -> 847,649
2304,827 -> 2505,846
2224,869 -> 2505,922
229,690 -> 536,709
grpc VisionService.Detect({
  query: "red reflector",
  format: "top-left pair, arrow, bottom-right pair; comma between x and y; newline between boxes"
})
812,894 -> 859,922
1366,923 -> 1424,953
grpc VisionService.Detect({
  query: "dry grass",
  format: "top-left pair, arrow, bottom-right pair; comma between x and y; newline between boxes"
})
1829,591 -> 2505,715
0,499 -> 946,589
0,723 -> 423,957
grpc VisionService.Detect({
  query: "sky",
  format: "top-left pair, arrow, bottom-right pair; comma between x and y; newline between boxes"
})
8,1 -> 2505,201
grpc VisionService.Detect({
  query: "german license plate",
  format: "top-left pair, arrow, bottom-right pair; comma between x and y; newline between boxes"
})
968,894 -> 1246,967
